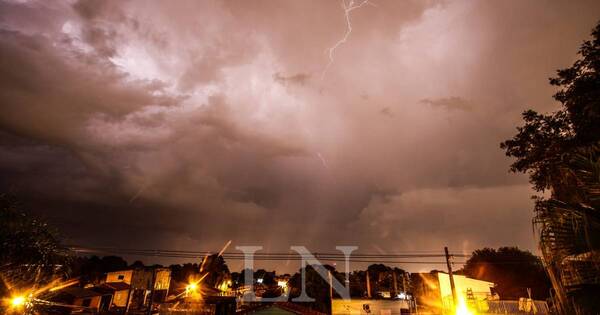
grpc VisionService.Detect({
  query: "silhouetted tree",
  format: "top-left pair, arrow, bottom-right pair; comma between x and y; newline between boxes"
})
130,260 -> 145,268
0,194 -> 72,315
69,255 -> 128,284
169,262 -> 200,287
461,247 -> 551,300
288,265 -> 340,314
501,21 -> 600,315
0,194 -> 70,296
201,254 -> 230,288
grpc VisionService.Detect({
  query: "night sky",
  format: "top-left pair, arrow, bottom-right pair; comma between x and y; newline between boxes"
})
1,0 -> 600,272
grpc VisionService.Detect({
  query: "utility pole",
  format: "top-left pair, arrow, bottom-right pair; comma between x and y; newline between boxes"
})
328,270 -> 333,302
444,247 -> 458,309
366,271 -> 372,298
327,270 -> 335,315
393,271 -> 398,296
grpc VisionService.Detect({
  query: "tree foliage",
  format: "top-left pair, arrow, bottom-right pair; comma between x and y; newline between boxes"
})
0,194 -> 70,296
69,255 -> 128,284
462,247 -> 550,300
501,21 -> 600,315
288,265 -> 339,314
501,23 -> 600,191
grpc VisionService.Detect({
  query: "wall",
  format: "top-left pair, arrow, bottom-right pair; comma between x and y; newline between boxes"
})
106,270 -> 134,284
75,296 -> 102,310
437,273 -> 495,301
332,299 -> 411,315
112,289 -> 129,307
154,269 -> 171,290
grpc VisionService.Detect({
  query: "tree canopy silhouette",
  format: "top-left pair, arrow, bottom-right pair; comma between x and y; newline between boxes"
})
0,194 -> 70,298
462,247 -> 550,300
501,21 -> 600,315
501,22 -> 600,192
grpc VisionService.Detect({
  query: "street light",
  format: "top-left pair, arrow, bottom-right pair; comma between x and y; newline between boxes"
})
10,295 -> 26,309
186,282 -> 198,293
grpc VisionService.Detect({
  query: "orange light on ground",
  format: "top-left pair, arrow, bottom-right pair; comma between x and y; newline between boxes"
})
436,273 -> 492,315
455,296 -> 475,315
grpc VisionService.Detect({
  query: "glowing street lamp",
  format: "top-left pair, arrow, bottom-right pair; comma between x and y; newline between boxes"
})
5,295 -> 27,311
10,296 -> 25,308
185,282 -> 198,293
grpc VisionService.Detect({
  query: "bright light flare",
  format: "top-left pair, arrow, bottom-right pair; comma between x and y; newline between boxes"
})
217,240 -> 232,257
186,282 -> 198,293
48,279 -> 79,292
4,295 -> 29,311
10,296 -> 25,308
455,296 -> 475,315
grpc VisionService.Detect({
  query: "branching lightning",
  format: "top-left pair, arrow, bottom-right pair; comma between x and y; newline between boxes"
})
321,0 -> 372,80
316,152 -> 329,170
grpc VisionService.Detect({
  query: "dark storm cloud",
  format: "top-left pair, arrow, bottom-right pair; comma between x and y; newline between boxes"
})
1,0 -> 600,271
0,29 -> 173,145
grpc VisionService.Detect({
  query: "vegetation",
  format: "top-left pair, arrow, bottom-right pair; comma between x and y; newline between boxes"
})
501,21 -> 600,314
0,194 -> 70,297
288,265 -> 338,314
461,247 -> 550,300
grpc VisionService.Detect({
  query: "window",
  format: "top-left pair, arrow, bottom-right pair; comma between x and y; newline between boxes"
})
118,275 -> 125,280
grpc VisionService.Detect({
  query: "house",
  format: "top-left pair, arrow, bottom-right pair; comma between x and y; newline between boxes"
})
105,267 -> 171,311
50,286 -> 112,313
411,271 -> 496,314
437,272 -> 495,303
96,281 -> 131,308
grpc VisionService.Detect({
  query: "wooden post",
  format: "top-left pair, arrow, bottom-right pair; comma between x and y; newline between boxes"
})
328,270 -> 333,304
366,271 -> 372,298
393,271 -> 398,296
444,247 -> 458,309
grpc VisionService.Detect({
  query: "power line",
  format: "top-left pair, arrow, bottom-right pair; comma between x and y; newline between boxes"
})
67,245 -> 470,265
65,244 -> 545,270
68,245 -> 470,257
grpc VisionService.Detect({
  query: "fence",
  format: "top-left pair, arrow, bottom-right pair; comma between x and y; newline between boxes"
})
486,300 -> 550,315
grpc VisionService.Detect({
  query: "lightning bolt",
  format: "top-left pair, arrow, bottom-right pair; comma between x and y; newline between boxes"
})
321,0 -> 372,80
316,152 -> 329,170
129,181 -> 150,203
